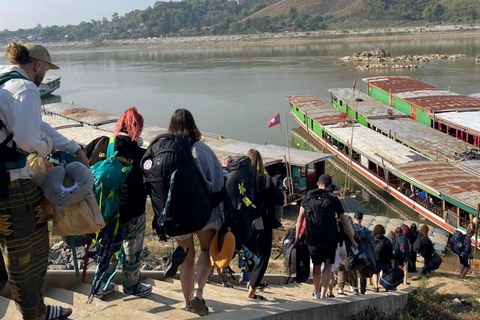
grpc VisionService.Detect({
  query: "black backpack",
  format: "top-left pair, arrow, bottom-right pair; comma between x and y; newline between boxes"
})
223,156 -> 256,249
426,252 -> 442,271
380,268 -> 404,290
373,236 -> 392,265
449,230 -> 465,256
141,134 -> 211,237
304,189 -> 337,248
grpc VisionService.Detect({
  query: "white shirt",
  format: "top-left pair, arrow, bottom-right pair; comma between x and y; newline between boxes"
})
0,65 -> 80,181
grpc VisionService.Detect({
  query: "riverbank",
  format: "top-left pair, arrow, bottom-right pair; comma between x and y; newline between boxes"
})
2,24 -> 480,51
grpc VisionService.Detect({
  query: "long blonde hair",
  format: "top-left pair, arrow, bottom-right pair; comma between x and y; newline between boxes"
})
247,149 -> 270,191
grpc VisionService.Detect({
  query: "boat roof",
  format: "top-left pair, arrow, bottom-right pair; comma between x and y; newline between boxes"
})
456,160 -> 480,178
42,103 -> 333,167
395,161 -> 480,210
328,88 -> 472,160
324,124 -> 428,168
362,76 -> 480,113
434,111 -> 480,135
287,94 -> 355,125
328,88 -> 410,119
369,118 -> 471,160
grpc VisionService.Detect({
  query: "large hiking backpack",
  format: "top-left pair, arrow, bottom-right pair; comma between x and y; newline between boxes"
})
275,228 -> 309,284
380,268 -> 404,290
303,189 -> 337,248
224,156 -> 256,250
141,134 -> 212,237
449,230 -> 466,256
91,137 -> 131,223
355,226 -> 376,276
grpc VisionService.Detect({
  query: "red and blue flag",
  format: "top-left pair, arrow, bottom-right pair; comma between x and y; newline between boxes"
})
267,112 -> 280,128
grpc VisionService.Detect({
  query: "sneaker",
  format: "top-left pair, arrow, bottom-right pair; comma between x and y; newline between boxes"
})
312,291 -> 320,299
327,293 -> 335,298
164,246 -> 189,279
96,283 -> 115,298
337,290 -> 347,296
353,288 -> 360,295
349,285 -> 354,293
134,283 -> 153,298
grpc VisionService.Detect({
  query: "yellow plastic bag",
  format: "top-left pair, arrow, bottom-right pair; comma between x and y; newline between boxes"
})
52,190 -> 105,236
29,156 -> 54,186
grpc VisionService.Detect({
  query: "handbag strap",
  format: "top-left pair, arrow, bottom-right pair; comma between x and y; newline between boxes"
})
107,137 -> 116,159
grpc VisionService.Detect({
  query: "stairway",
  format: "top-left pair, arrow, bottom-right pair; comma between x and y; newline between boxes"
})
0,272 -> 414,320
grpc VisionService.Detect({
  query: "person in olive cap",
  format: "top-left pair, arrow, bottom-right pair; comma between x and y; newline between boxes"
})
296,173 -> 358,299
0,42 -> 89,320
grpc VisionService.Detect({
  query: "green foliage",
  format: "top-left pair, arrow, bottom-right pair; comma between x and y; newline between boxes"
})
1,0 -> 480,42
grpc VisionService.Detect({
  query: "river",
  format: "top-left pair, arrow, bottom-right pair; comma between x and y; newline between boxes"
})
2,36 -> 479,220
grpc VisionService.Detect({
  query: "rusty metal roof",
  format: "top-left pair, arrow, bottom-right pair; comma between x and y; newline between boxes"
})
328,88 -> 472,160
43,103 -> 118,126
324,124 -> 428,168
288,94 -> 355,125
362,76 -> 480,113
329,88 -> 410,119
395,161 -> 480,210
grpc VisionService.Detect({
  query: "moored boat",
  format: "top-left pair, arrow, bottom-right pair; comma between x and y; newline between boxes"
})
39,76 -> 60,97
288,94 -> 480,247
363,76 -> 480,148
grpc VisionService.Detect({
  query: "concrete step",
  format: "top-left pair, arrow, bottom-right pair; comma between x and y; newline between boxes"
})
44,287 -> 161,320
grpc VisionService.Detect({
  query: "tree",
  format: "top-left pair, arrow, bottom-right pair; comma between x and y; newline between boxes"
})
288,7 -> 298,21
423,3 -> 444,23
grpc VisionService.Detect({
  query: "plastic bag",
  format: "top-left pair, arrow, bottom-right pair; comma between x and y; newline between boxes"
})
52,190 -> 105,236
29,156 -> 54,186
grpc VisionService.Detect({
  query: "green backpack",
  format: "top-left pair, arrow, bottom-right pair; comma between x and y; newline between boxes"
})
91,137 -> 131,224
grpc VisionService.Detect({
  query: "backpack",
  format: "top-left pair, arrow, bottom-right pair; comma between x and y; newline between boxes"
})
91,137 -> 131,223
303,189 -> 338,248
141,134 -> 212,237
223,156 -> 256,249
397,233 -> 409,257
0,72 -> 29,200
449,230 -> 465,256
426,252 -> 442,271
380,268 -> 404,290
355,226 -> 376,274
373,236 -> 391,264
413,234 -> 422,253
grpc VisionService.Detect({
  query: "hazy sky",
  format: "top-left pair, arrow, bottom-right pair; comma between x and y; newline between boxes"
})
0,1 -> 171,31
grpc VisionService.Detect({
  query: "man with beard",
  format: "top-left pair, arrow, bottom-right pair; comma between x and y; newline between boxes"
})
0,42 -> 88,320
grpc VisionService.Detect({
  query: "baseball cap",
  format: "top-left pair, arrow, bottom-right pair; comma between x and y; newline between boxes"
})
317,173 -> 333,185
354,211 -> 364,220
24,43 -> 59,70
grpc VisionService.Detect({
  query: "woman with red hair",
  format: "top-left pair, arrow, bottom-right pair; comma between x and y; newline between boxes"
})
84,107 -> 152,298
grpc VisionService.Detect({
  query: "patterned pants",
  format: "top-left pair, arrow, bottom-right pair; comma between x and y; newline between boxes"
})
101,214 -> 146,294
0,179 -> 48,320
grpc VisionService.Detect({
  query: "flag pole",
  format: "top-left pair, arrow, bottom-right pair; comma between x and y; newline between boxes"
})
284,111 -> 294,195
278,115 -> 293,196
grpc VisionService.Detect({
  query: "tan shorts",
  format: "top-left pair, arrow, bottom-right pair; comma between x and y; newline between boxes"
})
175,218 -> 222,241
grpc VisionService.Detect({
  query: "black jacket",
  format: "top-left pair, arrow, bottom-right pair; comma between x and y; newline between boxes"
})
84,135 -> 147,224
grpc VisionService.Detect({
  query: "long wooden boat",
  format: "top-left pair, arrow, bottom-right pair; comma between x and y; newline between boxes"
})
288,94 -> 480,247
39,76 -> 61,97
362,76 -> 480,148
41,102 -> 334,204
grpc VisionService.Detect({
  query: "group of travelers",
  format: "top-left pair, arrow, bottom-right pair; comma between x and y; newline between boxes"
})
0,41 -> 470,320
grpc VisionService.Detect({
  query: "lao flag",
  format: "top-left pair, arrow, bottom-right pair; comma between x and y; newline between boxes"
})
267,113 -> 281,128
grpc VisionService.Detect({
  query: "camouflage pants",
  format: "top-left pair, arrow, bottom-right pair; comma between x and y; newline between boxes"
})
0,179 -> 48,320
101,214 -> 146,295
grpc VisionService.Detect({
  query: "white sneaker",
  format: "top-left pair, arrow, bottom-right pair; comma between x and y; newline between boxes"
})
312,291 -> 321,299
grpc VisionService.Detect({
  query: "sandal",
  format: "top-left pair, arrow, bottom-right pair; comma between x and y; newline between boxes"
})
222,281 -> 234,288
44,305 -> 73,320
183,306 -> 195,313
249,293 -> 268,301
189,289 -> 209,316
